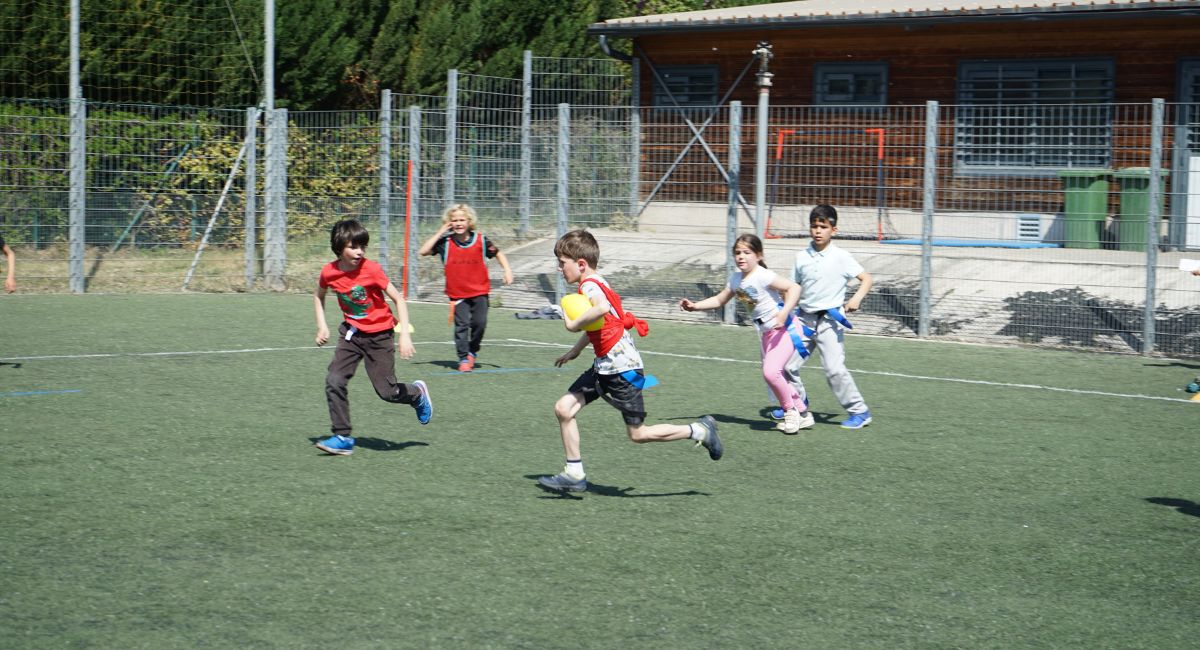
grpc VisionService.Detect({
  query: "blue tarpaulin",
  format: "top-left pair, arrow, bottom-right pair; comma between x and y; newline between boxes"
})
880,239 -> 1060,249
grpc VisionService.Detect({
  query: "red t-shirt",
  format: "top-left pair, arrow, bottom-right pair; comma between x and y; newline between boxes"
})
319,258 -> 396,334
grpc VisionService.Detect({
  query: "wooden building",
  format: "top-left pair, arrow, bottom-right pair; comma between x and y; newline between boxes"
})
588,0 -> 1200,247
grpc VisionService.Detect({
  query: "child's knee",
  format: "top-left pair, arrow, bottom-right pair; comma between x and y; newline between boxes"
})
325,372 -> 349,391
553,396 -> 575,421
373,382 -> 398,401
826,367 -> 852,386
626,424 -> 650,443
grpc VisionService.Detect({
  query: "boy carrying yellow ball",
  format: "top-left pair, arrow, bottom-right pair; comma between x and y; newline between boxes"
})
537,229 -> 723,493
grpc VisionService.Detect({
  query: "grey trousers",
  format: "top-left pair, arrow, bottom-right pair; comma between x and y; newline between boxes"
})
786,311 -> 868,415
325,323 -> 417,435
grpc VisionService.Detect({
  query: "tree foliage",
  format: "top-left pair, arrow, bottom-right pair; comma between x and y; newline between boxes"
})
0,0 -> 776,110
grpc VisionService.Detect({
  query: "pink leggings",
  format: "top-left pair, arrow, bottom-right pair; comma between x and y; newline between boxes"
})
761,327 -> 803,411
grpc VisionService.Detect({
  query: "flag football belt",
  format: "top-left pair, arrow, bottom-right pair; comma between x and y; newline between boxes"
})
786,307 -> 854,357
771,305 -> 854,359
593,369 -> 659,409
806,307 -> 854,329
766,305 -> 813,360
622,369 -> 659,389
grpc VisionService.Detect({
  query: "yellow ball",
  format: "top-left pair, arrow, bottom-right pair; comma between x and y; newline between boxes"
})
394,322 -> 415,334
560,293 -> 602,331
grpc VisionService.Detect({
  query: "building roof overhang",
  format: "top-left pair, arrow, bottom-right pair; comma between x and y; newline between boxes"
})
587,0 -> 1200,37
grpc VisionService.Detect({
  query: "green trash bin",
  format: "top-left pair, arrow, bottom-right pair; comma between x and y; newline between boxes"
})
1058,168 -> 1111,249
1113,167 -> 1167,252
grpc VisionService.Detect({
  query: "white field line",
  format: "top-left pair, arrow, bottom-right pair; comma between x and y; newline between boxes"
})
503,338 -> 1196,404
0,340 -> 555,363
2,338 -> 1194,404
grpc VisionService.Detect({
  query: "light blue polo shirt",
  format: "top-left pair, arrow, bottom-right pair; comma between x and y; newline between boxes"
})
792,243 -> 864,312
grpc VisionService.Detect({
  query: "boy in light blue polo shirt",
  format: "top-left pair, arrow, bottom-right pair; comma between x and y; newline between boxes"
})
791,204 -> 874,429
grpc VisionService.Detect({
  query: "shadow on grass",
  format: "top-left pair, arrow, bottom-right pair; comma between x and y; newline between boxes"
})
1145,497 -> 1200,518
424,361 -> 547,376
413,359 -> 534,374
753,406 -> 840,426
306,436 -> 430,452
1143,360 -> 1200,371
708,412 -> 775,432
710,409 -> 836,431
525,475 -> 709,500
0,361 -> 22,369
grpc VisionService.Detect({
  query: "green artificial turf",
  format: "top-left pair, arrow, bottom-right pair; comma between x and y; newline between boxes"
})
1,293 -> 1197,648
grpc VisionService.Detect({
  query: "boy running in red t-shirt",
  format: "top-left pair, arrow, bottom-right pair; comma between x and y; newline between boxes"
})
313,220 -> 432,455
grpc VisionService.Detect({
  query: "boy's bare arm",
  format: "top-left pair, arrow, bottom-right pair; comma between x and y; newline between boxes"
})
3,244 -> 14,293
384,282 -> 415,359
417,226 -> 452,256
845,270 -> 873,312
495,250 -> 514,285
314,285 -> 330,346
565,296 -> 609,332
555,333 -> 590,367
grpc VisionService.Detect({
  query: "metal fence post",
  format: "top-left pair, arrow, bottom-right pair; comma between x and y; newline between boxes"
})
556,102 -> 570,301
378,89 -> 392,271
725,101 -> 742,325
408,105 -> 423,298
68,0 -> 85,293
68,97 -> 86,294
519,51 -> 532,236
919,101 -> 939,338
263,107 -> 288,291
630,57 -> 641,224
243,107 -> 258,289
445,69 -> 458,207
753,41 -> 773,238
1143,98 -> 1165,356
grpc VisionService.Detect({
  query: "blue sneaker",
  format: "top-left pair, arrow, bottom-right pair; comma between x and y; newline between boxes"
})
840,410 -> 872,429
316,434 -> 355,455
771,397 -> 807,420
412,380 -> 432,424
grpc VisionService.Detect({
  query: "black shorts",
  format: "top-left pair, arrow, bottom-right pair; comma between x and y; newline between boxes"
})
568,367 -> 646,426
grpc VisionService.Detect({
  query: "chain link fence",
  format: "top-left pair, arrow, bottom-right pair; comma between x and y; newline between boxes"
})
2,58 -> 1198,357
635,100 -> 1199,357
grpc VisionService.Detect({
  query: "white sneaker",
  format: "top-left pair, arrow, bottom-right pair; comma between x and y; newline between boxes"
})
776,409 -> 815,434
795,411 -> 815,430
776,408 -> 798,434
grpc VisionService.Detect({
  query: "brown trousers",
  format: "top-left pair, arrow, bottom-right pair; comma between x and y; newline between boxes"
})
325,322 -> 416,435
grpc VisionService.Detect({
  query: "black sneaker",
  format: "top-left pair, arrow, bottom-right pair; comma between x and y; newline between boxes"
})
537,470 -> 588,492
694,415 -> 722,460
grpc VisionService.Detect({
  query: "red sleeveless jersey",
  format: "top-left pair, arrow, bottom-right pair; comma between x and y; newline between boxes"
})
580,277 -> 649,357
442,233 -> 491,300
